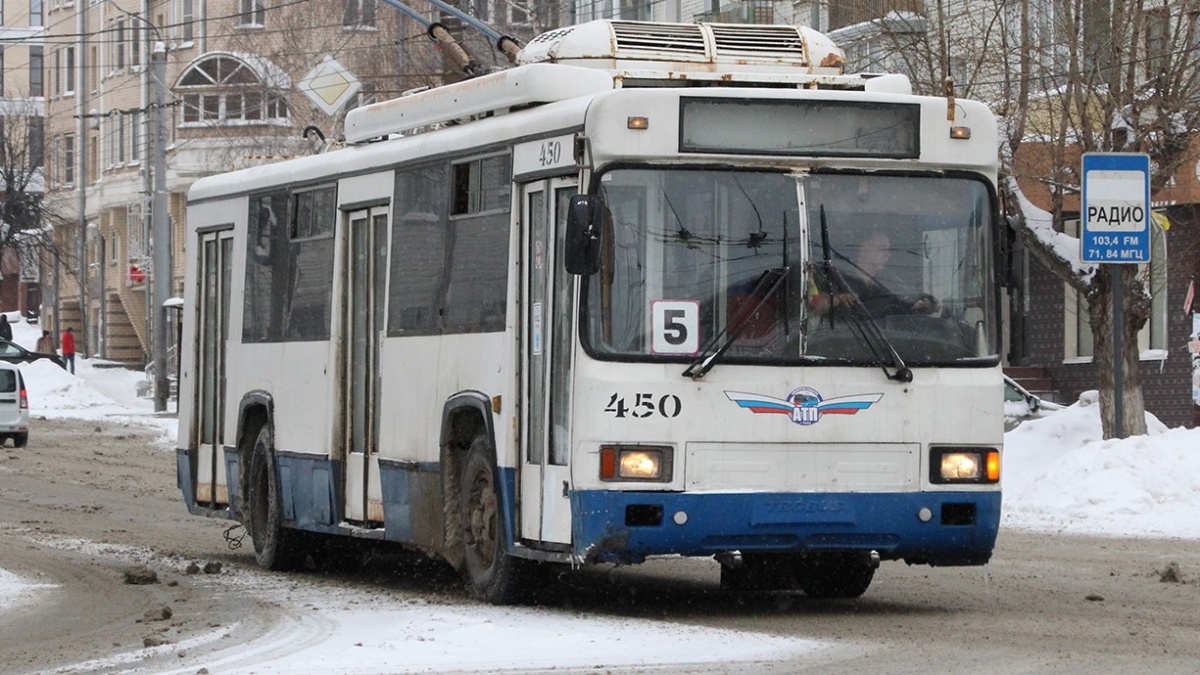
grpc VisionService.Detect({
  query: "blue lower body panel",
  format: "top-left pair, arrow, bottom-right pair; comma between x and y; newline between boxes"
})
571,490 -> 1000,566
275,454 -> 340,534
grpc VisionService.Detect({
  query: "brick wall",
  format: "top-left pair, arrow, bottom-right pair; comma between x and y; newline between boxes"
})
1019,205 -> 1199,428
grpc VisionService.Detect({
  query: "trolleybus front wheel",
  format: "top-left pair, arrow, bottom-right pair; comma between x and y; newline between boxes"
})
460,435 -> 528,604
247,424 -> 305,571
796,552 -> 876,599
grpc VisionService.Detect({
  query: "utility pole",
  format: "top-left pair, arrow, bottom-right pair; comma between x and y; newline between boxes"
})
76,2 -> 89,353
152,42 -> 170,412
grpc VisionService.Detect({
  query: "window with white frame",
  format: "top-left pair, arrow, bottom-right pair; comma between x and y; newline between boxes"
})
117,111 -> 125,164
29,116 -> 42,168
127,201 -> 148,260
1062,216 -> 1168,360
1194,12 -> 1200,61
464,0 -> 488,22
30,0 -> 42,26
239,0 -> 263,26
64,45 -> 75,94
1062,218 -> 1093,360
131,22 -> 141,66
616,0 -> 646,22
114,19 -> 125,70
63,133 -> 75,185
343,0 -> 375,27
48,135 -> 57,183
349,82 -> 377,109
130,110 -> 141,162
179,0 -> 194,40
1142,221 -> 1168,353
178,54 -> 289,125
30,46 -> 43,96
1144,8 -> 1171,75
1004,0 -> 1066,56
106,116 -> 116,167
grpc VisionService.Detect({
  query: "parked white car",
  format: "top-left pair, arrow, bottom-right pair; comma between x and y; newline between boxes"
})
0,361 -> 30,447
1004,375 -> 1064,431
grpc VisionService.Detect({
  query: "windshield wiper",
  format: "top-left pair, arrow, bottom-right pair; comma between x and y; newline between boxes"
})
683,266 -> 790,380
816,206 -> 912,383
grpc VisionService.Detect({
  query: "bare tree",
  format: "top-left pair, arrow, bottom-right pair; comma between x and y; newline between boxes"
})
0,101 -> 78,289
836,0 -> 1200,438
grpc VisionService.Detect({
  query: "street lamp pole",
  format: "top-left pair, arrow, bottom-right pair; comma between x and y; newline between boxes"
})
151,42 -> 170,412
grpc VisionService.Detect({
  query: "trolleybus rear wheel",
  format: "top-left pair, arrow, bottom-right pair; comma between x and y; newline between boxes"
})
796,552 -> 876,599
247,424 -> 304,571
460,435 -> 528,604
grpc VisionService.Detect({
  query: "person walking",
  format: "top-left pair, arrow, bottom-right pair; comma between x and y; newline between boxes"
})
0,316 -> 12,342
36,330 -> 55,354
61,327 -> 76,374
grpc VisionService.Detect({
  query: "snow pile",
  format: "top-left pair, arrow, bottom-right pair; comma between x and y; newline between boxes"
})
1002,391 -> 1200,538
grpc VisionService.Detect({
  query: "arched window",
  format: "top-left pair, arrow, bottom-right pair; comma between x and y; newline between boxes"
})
176,53 -> 289,125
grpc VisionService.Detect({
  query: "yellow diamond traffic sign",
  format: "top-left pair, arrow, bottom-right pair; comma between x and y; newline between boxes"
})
298,56 -> 362,116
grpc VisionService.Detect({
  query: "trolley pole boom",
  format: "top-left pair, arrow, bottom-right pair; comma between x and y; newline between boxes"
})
378,0 -> 520,63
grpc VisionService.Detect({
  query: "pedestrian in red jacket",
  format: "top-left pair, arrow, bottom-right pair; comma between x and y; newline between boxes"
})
61,327 -> 76,374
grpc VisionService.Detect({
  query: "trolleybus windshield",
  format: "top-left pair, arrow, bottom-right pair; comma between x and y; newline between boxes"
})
582,169 -> 997,367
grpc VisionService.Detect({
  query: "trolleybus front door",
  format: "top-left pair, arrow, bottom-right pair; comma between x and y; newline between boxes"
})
196,228 -> 233,508
520,178 -> 576,545
343,207 -> 388,524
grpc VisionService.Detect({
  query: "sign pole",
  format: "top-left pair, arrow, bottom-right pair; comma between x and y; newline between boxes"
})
1112,265 -> 1123,438
1081,152 -> 1150,439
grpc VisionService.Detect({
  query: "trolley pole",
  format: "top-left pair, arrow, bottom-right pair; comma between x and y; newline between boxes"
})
152,42 -> 170,412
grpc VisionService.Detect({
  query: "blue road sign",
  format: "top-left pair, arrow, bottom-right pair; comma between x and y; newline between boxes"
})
1081,153 -> 1151,264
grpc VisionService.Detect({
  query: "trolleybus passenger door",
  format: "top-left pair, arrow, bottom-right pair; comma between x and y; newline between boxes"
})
196,228 -> 233,508
343,207 -> 388,524
519,178 -> 576,545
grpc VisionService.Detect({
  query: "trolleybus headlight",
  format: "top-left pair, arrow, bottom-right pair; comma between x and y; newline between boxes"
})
930,447 -> 1000,484
600,445 -> 673,482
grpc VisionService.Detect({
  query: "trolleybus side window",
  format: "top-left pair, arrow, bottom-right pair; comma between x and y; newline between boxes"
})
445,154 -> 511,333
387,154 -> 512,336
286,186 -> 336,339
242,186 -> 336,343
388,162 -> 448,335
244,191 -> 288,342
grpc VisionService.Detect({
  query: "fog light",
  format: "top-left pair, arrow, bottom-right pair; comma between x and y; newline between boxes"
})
673,511 -> 688,525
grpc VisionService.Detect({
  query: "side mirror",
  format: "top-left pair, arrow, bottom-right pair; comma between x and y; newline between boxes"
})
565,195 -> 603,275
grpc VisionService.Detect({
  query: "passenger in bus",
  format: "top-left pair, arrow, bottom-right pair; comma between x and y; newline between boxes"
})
809,230 -> 939,317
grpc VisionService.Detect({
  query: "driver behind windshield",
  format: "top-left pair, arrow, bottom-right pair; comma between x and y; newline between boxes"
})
810,230 -> 939,317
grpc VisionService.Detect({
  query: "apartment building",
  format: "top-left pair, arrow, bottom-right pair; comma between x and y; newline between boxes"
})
38,0 -> 479,366
0,0 -> 47,317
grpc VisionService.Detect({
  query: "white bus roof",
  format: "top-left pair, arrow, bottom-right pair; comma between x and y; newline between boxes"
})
343,20 -> 910,144
517,20 -> 845,73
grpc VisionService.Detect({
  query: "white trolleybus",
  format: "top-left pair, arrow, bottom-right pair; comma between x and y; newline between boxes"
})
178,20 -> 1003,603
